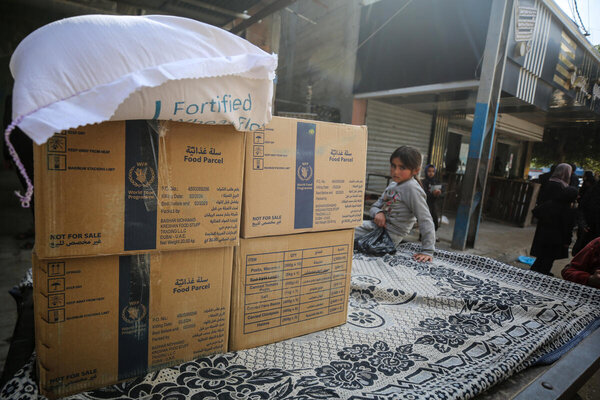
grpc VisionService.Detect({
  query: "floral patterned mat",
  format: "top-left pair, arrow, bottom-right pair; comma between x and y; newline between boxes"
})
2,243 -> 599,400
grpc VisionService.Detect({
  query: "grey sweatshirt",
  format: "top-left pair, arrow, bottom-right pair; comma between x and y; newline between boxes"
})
369,178 -> 436,255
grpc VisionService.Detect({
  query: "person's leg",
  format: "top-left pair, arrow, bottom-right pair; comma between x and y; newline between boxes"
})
427,199 -> 439,231
431,206 -> 439,231
531,256 -> 554,275
386,231 -> 404,249
354,220 -> 378,240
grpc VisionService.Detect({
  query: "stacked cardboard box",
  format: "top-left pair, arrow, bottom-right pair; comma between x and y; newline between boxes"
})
32,116 -> 367,396
33,249 -> 233,397
229,117 -> 367,351
241,117 -> 367,238
32,120 -> 245,398
34,121 -> 244,259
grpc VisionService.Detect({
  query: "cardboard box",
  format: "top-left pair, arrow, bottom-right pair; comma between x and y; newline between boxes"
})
229,229 -> 354,351
241,117 -> 367,238
33,248 -> 233,398
34,120 -> 245,259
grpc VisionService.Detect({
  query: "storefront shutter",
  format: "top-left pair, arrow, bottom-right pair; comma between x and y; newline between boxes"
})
364,100 -> 433,193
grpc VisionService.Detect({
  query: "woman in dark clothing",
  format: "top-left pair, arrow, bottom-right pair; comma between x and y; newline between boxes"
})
422,164 -> 442,231
537,163 -> 571,205
530,185 -> 578,275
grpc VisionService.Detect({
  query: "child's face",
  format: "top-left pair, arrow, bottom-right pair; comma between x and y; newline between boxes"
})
426,167 -> 435,179
390,157 -> 418,184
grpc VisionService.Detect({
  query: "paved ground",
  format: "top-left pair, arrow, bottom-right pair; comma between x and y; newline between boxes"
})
433,216 -> 571,276
0,167 -> 597,398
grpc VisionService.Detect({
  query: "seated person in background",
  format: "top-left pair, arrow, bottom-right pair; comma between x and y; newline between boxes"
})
562,237 -> 600,288
355,145 -> 435,262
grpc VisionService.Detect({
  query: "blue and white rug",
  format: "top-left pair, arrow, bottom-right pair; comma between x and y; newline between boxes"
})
2,243 -> 599,399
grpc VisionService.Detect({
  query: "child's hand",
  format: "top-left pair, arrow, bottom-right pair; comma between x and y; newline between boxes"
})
374,212 -> 386,227
413,253 -> 432,262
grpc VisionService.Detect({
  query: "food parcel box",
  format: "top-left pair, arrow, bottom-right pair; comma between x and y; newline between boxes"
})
241,117 -> 367,238
229,229 -> 354,351
34,120 -> 245,259
33,247 -> 233,398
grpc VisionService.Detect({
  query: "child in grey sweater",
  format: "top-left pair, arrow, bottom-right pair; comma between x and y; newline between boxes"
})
355,146 -> 435,262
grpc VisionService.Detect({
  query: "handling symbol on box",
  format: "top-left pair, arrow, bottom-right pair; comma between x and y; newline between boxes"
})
253,158 -> 264,170
47,136 -> 66,153
47,154 -> 66,171
254,132 -> 264,144
253,145 -> 264,157
48,293 -> 65,308
48,278 -> 65,293
48,309 -> 65,323
48,262 -> 65,276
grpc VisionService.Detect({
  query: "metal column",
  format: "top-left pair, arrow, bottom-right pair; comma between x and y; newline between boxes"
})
451,0 -> 514,250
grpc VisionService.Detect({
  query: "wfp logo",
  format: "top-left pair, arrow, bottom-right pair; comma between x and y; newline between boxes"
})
128,162 -> 156,187
121,302 -> 147,323
297,162 -> 313,182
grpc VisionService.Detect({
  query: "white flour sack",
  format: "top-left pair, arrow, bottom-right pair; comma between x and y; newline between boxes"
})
6,14 -> 277,207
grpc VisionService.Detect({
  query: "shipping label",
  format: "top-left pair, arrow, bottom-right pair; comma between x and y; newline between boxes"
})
242,243 -> 350,334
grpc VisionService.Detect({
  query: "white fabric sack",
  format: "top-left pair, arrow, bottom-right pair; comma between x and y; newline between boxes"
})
10,14 -> 278,145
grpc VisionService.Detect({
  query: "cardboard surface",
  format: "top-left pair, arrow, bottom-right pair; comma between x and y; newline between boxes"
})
34,120 -> 245,259
229,229 -> 354,351
33,248 -> 233,398
241,117 -> 367,238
